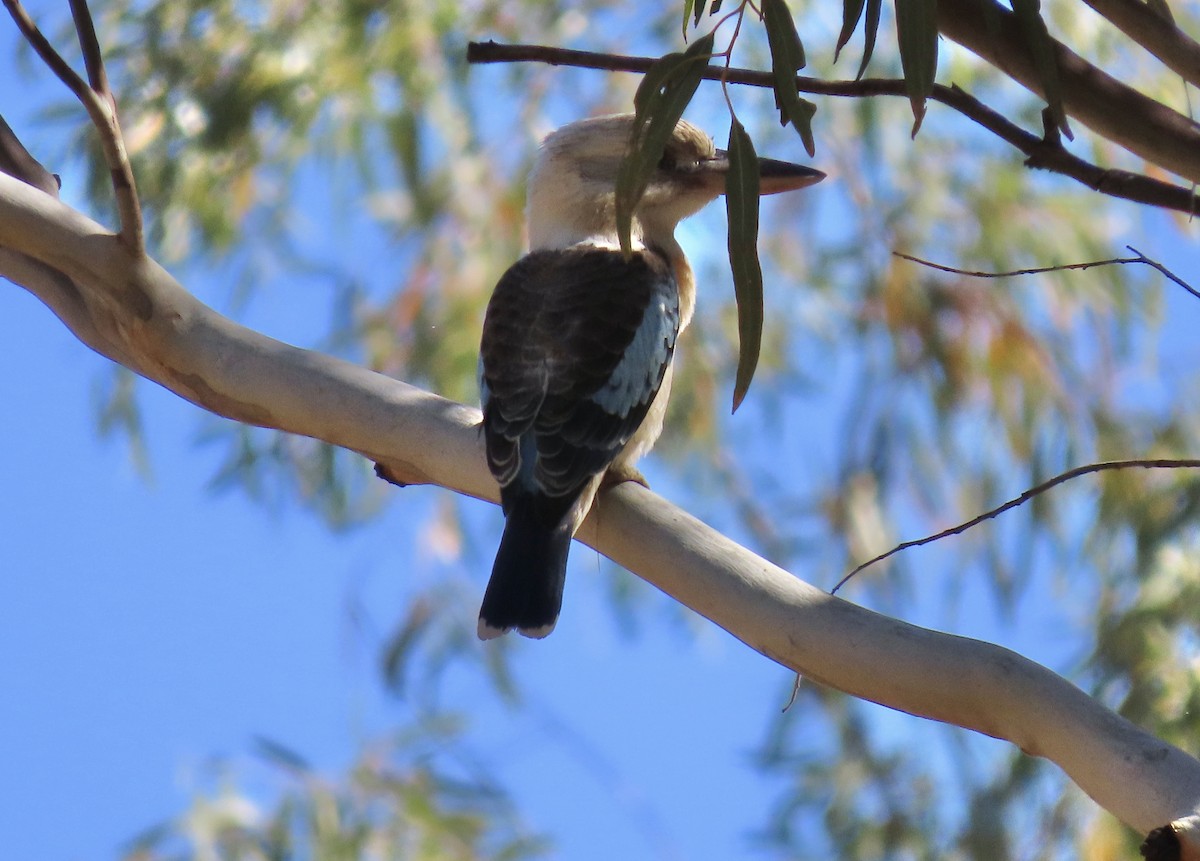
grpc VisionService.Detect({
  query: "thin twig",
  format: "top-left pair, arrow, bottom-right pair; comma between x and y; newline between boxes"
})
3,0 -> 143,252
466,41 -> 1200,216
69,0 -> 108,93
831,459 -> 1200,594
895,245 -> 1200,301
2,0 -> 92,97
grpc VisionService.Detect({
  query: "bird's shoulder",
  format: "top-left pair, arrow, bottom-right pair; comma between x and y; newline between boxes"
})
490,242 -> 675,304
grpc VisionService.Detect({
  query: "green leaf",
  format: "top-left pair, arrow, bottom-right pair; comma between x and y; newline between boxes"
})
762,0 -> 816,156
615,34 -> 714,256
1010,0 -> 1072,140
681,0 -> 695,37
894,0 -> 938,136
725,119 -> 764,413
836,0 -> 867,63
762,0 -> 805,71
855,0 -> 883,80
772,86 -> 817,158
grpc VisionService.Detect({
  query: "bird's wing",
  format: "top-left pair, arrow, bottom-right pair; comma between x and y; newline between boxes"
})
480,245 -> 679,513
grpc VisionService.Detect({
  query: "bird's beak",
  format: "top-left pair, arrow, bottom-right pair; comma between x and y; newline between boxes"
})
754,155 -> 826,195
695,150 -> 825,195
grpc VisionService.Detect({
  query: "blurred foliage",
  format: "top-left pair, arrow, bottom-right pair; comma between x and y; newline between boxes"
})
122,727 -> 548,861
9,0 -> 1200,856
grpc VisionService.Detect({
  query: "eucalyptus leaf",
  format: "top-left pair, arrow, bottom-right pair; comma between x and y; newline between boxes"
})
1010,0 -> 1072,139
615,34 -> 714,256
725,119 -> 764,413
856,0 -> 883,80
894,0 -> 938,136
762,0 -> 806,71
762,0 -> 816,155
836,0 -> 867,63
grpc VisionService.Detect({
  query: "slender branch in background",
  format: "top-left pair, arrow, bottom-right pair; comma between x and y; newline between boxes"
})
69,0 -> 110,94
831,459 -> 1200,594
895,245 -> 1200,301
466,42 -> 1200,215
2,0 -> 143,252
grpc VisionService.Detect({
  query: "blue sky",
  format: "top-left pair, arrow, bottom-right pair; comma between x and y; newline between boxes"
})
0,257 -> 803,859
4,6 -> 1200,860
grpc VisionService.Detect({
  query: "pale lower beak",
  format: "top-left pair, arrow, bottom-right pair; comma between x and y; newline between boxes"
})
754,156 -> 826,195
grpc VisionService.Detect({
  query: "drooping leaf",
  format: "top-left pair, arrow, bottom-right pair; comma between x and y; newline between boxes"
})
894,0 -> 938,136
725,119 -> 764,413
681,0 -> 695,37
1010,0 -> 1072,139
762,0 -> 816,155
615,34 -> 714,256
835,0 -> 867,63
855,0 -> 883,79
762,0 -> 806,71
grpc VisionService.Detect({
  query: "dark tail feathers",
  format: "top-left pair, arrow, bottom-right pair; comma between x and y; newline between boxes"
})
477,495 -> 572,640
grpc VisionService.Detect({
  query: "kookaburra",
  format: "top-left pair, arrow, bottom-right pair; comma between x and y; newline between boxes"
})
477,114 -> 824,639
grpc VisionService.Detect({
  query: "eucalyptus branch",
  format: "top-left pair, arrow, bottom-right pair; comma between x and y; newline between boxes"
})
4,169 -> 1200,847
938,0 -> 1200,185
2,0 -> 143,252
1078,0 -> 1200,90
467,41 -> 1200,215
832,459 -> 1200,594
894,246 -> 1200,301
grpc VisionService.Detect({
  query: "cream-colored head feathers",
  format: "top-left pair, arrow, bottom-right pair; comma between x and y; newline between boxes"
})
525,114 -> 725,252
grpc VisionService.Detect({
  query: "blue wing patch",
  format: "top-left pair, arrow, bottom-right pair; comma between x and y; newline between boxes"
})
589,292 -> 678,415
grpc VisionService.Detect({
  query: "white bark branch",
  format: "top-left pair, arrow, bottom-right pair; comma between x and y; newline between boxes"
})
3,169 -> 1200,848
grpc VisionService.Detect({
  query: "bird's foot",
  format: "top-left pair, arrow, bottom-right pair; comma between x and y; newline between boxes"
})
374,462 -> 409,488
602,463 -> 649,490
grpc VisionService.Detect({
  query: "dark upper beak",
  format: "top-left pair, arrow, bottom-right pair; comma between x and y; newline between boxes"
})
695,150 -> 825,195
753,155 -> 826,195
667,153 -> 825,199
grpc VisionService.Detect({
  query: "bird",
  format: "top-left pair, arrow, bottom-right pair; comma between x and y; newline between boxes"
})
476,113 -> 824,639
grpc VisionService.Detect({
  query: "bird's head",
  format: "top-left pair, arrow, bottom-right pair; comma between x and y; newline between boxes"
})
525,113 -> 824,251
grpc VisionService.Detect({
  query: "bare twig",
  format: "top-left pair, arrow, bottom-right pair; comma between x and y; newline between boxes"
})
2,0 -> 143,252
895,246 -> 1200,301
832,459 -> 1200,594
466,42 -> 1200,215
69,0 -> 109,93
